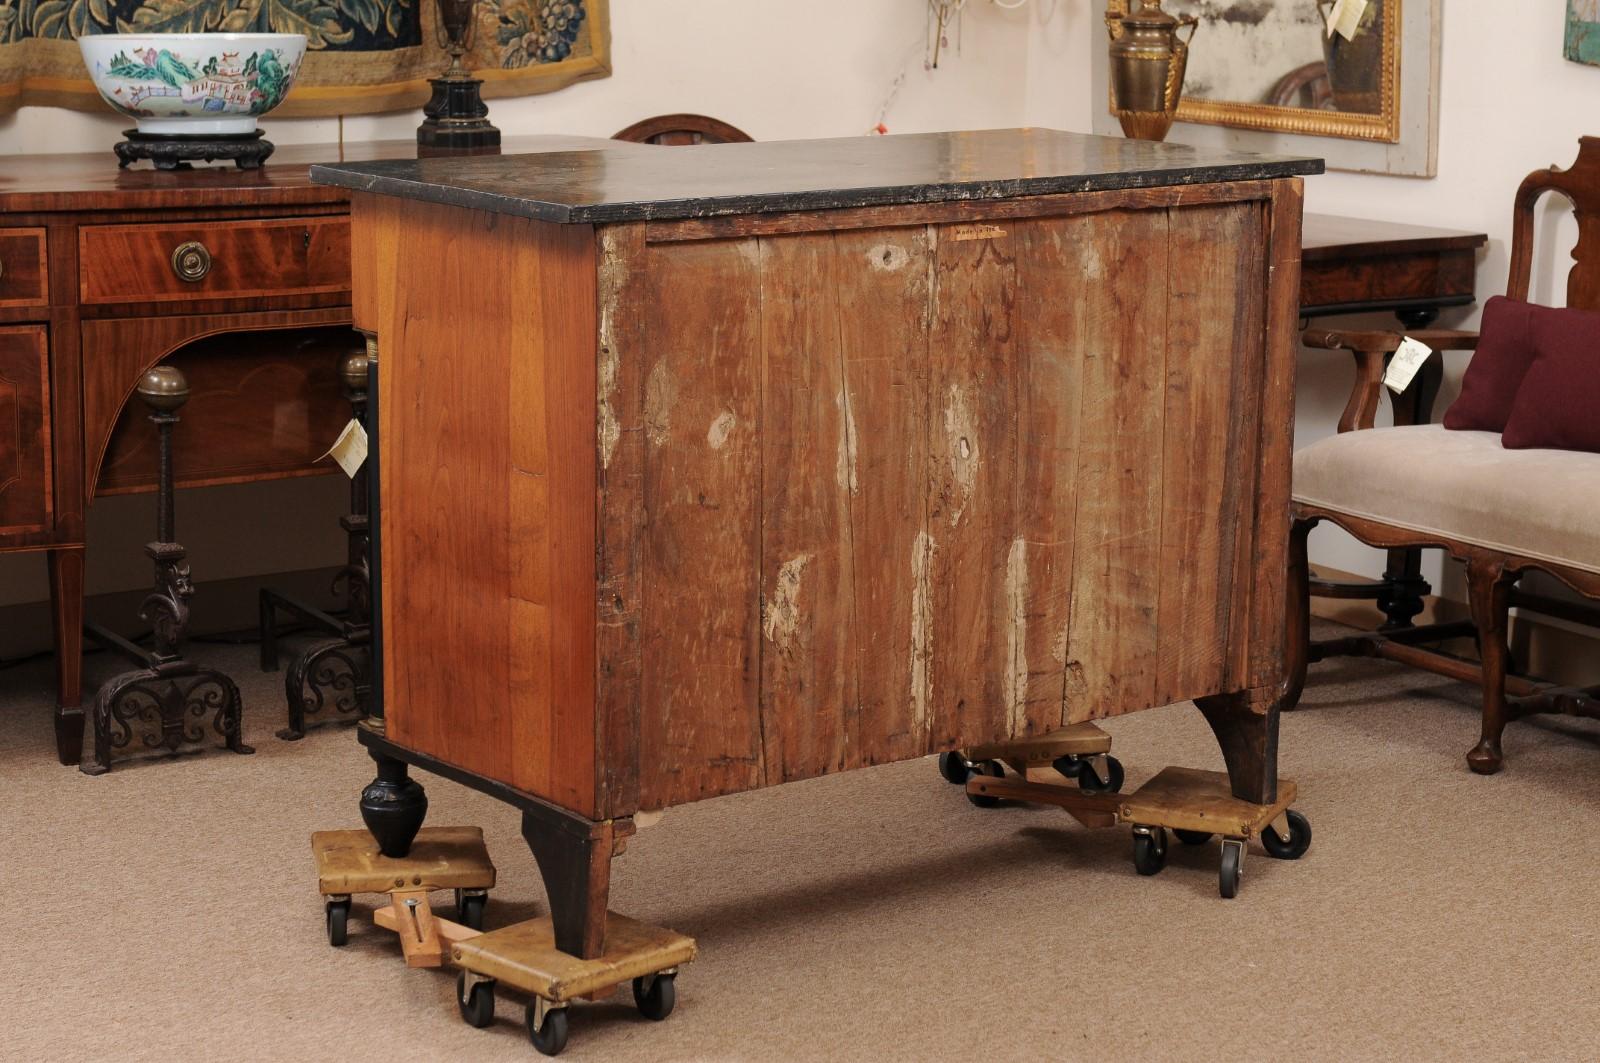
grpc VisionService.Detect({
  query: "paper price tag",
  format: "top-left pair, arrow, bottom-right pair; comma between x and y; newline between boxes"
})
1326,0 -> 1370,40
319,418 -> 369,478
1383,336 -> 1433,394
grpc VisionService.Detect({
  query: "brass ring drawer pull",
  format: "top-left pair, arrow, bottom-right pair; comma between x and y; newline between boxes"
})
171,241 -> 212,283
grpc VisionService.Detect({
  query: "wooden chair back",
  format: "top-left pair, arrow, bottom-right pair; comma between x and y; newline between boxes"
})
1507,136 -> 1600,310
612,114 -> 753,147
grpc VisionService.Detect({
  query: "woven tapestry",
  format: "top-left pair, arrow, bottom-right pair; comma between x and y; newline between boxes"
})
0,0 -> 609,117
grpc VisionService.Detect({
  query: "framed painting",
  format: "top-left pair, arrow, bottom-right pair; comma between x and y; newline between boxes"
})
0,0 -> 611,118
1569,0 -> 1600,66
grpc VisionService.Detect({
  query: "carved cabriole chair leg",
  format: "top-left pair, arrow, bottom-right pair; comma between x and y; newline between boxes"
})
1465,558 -> 1516,775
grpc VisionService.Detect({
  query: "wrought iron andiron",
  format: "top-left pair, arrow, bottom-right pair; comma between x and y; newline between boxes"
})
83,366 -> 252,775
259,349 -> 373,739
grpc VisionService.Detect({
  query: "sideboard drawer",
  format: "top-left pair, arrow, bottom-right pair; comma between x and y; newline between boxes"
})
0,228 -> 49,309
79,216 -> 350,305
0,325 -> 53,536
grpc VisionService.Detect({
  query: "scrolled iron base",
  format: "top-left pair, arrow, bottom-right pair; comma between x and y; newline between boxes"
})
83,665 -> 252,776
278,637 -> 371,741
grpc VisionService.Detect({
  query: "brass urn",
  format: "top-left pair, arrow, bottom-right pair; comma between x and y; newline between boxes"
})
1105,0 -> 1199,142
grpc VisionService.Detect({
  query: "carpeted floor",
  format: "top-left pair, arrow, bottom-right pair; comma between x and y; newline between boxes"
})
4,623 -> 1599,1062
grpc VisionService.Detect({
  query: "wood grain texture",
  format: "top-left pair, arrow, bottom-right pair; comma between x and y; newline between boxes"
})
833,227 -> 933,767
757,232 -> 857,782
0,325 -> 52,534
0,228 -> 48,309
78,216 -> 349,306
1157,202 -> 1265,705
360,195 -> 598,816
79,308 -> 352,502
926,223 -> 1019,750
635,237 -> 765,808
1062,208 -> 1168,722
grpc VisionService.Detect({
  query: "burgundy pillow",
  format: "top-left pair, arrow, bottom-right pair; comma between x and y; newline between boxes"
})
1500,304 -> 1600,452
1441,296 -> 1537,432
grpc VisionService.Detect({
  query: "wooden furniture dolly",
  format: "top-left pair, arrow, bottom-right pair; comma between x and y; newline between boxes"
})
310,128 -> 1320,1041
939,722 -> 1310,897
312,825 -> 692,1056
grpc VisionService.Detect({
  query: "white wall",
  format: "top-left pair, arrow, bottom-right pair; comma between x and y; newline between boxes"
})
3,0 -> 1591,611
0,0 -> 1060,611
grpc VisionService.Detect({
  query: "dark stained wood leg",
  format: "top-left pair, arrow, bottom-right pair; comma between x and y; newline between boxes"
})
360,750 -> 428,857
521,810 -> 628,960
1282,518 -> 1316,712
1194,688 -> 1280,805
1377,338 -> 1443,630
47,547 -> 86,766
1465,559 -> 1515,775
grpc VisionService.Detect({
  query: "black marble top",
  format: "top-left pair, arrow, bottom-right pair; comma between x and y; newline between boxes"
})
310,128 -> 1323,225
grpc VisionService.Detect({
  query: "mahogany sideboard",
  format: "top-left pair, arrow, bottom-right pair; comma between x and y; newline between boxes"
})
0,136 -> 630,766
313,129 -> 1323,959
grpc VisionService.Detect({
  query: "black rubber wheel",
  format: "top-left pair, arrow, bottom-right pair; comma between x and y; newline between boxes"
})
457,891 -> 488,931
457,972 -> 495,1028
966,760 -> 1006,808
1261,809 -> 1313,860
1219,841 -> 1243,899
325,899 -> 349,947
1175,829 -> 1213,846
527,1003 -> 569,1057
1132,828 -> 1167,876
1077,755 -> 1125,795
633,972 -> 676,1021
938,751 -> 971,786
1051,755 -> 1086,781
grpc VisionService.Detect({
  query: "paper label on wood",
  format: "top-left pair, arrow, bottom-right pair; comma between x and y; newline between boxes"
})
1326,0 -> 1370,40
319,418 -> 368,478
949,224 -> 1008,242
1383,336 -> 1433,394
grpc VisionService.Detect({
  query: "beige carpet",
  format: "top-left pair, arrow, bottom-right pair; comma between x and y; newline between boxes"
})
4,624 -> 1600,1063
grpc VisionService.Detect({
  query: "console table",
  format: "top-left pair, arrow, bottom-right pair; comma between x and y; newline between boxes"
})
313,129 -> 1320,958
0,136 -> 627,766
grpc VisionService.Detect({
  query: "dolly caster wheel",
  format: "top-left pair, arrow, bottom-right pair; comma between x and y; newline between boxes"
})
966,760 -> 1005,808
457,972 -> 495,1028
1132,826 -> 1167,876
938,751 -> 971,785
1261,810 -> 1312,860
1219,838 -> 1245,899
325,897 -> 350,947
527,1000 -> 570,1056
1077,755 -> 1124,795
1175,829 -> 1212,846
455,889 -> 488,930
634,971 -> 677,1021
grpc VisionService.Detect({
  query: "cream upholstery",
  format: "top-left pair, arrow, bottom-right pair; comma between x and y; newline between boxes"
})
1293,424 -> 1600,576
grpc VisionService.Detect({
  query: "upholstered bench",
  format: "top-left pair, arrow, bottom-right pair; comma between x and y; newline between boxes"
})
1286,136 -> 1600,774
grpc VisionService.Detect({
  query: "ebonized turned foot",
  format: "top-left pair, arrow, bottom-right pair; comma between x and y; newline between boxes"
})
360,751 -> 428,857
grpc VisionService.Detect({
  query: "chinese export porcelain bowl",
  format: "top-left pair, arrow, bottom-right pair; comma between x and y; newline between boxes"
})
78,33 -> 307,136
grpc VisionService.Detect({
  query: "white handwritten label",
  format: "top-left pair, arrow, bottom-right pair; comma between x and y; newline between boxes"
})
319,418 -> 368,478
1327,0 -> 1370,41
1384,336 -> 1433,394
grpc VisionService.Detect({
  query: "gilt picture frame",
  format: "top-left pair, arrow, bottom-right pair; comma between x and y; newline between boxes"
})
1091,0 -> 1442,177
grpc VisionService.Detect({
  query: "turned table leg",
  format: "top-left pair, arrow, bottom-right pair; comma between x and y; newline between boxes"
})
1194,688 -> 1282,805
47,547 -> 86,766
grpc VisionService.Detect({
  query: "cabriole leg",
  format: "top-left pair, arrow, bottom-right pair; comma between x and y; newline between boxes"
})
1465,559 -> 1515,775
